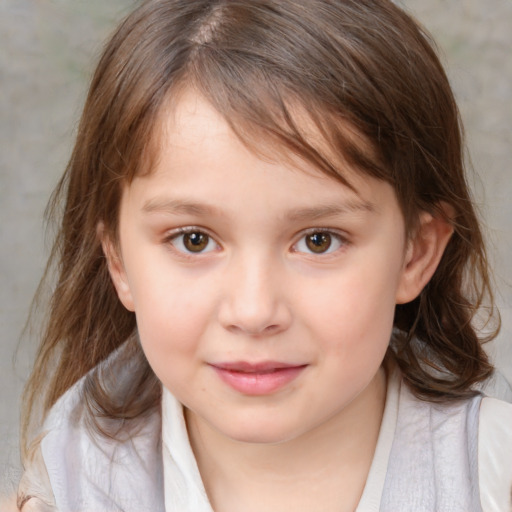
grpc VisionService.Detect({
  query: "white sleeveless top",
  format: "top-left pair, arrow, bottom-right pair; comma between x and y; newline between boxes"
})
18,360 -> 512,511
160,365 -> 512,512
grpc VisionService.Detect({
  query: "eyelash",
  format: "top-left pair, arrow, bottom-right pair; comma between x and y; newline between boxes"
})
164,227 -> 220,257
292,228 -> 349,256
163,227 -> 349,257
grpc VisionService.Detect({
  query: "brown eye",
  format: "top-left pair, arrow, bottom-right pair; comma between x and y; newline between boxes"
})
305,232 -> 332,253
183,232 -> 210,252
169,230 -> 217,254
293,230 -> 345,256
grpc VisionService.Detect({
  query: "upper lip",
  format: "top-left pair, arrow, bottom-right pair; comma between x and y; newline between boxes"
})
210,361 -> 307,373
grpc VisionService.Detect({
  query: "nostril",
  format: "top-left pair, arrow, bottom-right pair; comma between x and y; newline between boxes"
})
225,323 -> 280,336
263,324 -> 280,334
217,276 -> 292,336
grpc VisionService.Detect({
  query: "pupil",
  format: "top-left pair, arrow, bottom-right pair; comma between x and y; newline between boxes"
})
306,233 -> 331,253
306,232 -> 331,253
184,232 -> 208,252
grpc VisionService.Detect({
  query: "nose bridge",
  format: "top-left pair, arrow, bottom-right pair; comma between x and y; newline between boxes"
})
219,248 -> 290,335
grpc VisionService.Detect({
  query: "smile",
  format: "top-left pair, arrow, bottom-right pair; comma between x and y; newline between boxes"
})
210,361 -> 308,395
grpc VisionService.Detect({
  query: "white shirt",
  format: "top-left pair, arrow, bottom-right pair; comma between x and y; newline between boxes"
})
162,365 -> 512,511
18,362 -> 512,511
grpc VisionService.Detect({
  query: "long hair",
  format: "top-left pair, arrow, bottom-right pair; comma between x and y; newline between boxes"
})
22,0 -> 497,457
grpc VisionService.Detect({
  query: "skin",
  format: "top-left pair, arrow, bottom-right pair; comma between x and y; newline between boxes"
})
104,89 -> 453,512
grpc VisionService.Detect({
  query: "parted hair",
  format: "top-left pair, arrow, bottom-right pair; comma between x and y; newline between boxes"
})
22,0 -> 498,456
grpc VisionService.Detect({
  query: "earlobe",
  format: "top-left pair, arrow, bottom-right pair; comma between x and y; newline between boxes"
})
98,223 -> 135,312
395,207 -> 454,304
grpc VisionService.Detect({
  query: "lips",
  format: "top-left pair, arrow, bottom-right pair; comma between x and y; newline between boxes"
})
210,361 -> 307,395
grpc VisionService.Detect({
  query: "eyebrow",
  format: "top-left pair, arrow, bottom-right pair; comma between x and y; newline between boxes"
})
142,198 -> 224,217
142,197 -> 376,220
285,201 -> 376,222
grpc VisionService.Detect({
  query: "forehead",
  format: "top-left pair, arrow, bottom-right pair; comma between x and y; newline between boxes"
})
152,86 -> 378,188
125,89 -> 398,220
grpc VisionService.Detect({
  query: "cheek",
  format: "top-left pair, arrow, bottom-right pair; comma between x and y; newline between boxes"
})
133,278 -> 215,394
136,286 -> 211,346
300,268 -> 398,399
125,258 -> 218,357
301,254 -> 402,353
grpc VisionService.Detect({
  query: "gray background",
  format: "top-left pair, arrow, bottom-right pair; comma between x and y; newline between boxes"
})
1,0 -> 511,497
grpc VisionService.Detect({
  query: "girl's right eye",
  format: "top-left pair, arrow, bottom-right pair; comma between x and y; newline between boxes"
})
167,229 -> 219,254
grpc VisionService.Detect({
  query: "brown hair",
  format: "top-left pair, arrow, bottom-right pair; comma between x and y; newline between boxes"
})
22,0 -> 498,456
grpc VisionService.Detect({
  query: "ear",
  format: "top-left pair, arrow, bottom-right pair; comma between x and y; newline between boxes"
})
98,222 -> 135,312
395,205 -> 454,304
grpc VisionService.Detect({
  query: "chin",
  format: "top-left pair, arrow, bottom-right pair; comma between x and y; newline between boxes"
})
216,417 -> 303,445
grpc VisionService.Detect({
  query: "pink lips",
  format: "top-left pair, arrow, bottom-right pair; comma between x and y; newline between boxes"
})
210,361 -> 307,395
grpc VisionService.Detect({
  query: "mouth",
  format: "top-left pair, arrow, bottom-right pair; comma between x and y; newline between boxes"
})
209,361 -> 308,395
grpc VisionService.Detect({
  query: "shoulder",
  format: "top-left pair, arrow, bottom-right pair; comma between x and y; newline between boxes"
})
18,345 -> 164,512
478,396 -> 512,512
17,378 -> 84,511
382,376 -> 486,510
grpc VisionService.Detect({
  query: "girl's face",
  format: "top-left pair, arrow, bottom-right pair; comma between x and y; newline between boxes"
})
108,90 -> 413,445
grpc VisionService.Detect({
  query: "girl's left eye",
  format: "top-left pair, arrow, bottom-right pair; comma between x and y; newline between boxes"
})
293,231 -> 345,255
168,230 -> 219,254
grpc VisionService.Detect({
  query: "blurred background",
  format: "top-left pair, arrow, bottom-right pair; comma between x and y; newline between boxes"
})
1,0 -> 511,497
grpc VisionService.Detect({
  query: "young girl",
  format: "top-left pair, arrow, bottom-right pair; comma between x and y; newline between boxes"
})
16,0 -> 512,510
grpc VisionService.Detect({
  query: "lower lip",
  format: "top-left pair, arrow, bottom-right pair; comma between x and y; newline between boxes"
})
212,366 -> 307,395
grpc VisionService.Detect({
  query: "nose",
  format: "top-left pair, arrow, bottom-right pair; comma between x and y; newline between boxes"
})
217,253 -> 292,336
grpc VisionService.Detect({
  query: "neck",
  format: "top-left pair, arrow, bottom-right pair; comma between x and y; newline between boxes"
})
186,367 -> 387,512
